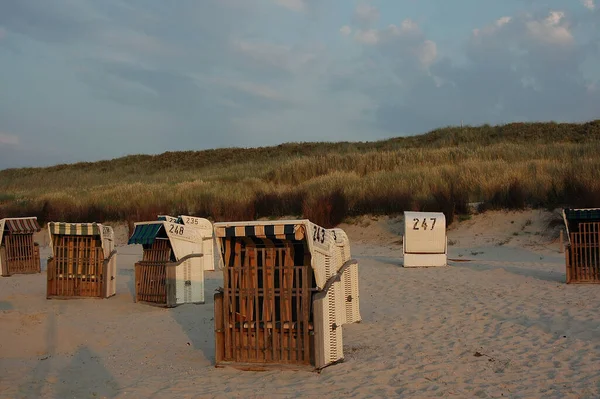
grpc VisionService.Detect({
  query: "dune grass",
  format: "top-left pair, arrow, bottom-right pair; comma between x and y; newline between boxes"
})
1,120 -> 600,228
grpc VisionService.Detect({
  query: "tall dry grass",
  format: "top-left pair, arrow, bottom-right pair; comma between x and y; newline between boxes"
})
1,120 -> 600,227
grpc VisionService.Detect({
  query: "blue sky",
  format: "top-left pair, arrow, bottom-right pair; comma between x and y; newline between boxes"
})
0,0 -> 599,169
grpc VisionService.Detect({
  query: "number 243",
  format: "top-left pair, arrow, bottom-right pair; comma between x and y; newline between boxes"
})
413,218 -> 437,231
313,227 -> 325,244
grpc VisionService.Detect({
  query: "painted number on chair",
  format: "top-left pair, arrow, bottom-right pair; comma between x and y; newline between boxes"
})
313,226 -> 326,244
185,217 -> 199,225
412,218 -> 437,231
169,224 -> 185,235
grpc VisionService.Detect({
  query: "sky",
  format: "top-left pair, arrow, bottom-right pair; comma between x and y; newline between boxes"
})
0,0 -> 599,169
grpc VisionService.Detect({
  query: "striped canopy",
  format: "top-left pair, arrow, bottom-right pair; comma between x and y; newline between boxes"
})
214,223 -> 304,241
48,222 -> 101,236
2,217 -> 41,234
563,208 -> 600,235
564,208 -> 600,221
128,223 -> 164,245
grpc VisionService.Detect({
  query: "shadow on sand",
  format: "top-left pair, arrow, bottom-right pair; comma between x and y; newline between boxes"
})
117,267 -> 136,299
115,245 -> 144,301
354,254 -> 404,267
18,305 -> 120,399
168,274 -> 222,364
116,242 -> 220,363
451,261 -> 566,283
494,312 -> 600,342
54,346 -> 120,399
354,252 -> 565,284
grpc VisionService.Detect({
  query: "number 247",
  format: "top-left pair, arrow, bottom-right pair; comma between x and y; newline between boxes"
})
413,218 -> 437,231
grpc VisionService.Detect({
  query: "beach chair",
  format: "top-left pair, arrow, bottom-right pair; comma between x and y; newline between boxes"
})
563,208 -> 600,283
403,211 -> 447,267
46,222 -> 117,299
213,219 -> 361,371
128,218 -> 213,307
0,217 -> 42,277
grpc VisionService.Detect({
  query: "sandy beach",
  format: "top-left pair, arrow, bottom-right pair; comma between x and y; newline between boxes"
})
1,209 -> 600,398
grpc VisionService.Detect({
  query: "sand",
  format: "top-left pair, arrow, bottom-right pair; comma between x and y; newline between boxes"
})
1,209 -> 600,398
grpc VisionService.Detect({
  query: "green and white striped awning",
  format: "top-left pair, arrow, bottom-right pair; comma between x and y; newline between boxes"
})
563,207 -> 600,235
214,223 -> 304,241
48,222 -> 101,236
564,208 -> 600,222
128,223 -> 164,245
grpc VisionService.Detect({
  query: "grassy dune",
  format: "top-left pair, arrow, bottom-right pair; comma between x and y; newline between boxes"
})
1,120 -> 600,228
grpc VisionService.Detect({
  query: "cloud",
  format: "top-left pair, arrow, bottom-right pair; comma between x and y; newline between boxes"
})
468,11 -> 579,65
418,40 -> 437,68
353,19 -> 425,43
526,11 -> 574,46
1,0 -> 338,166
206,77 -> 284,102
0,133 -> 19,146
0,0 -> 105,44
352,18 -> 423,46
354,29 -> 380,45
227,81 -> 282,101
349,18 -> 437,73
229,86 -> 379,145
354,4 -> 380,26
334,9 -> 600,135
496,16 -> 512,27
582,0 -> 596,10
75,28 -> 173,73
232,39 -> 319,74
96,28 -> 169,56
397,19 -> 421,35
273,0 -> 306,12
1,0 -> 599,170
472,16 -> 511,37
472,12 -> 574,49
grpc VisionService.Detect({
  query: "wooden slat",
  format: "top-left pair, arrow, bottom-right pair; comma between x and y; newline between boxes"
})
252,246 -> 260,361
232,239 -> 241,361
133,240 -> 174,305
215,292 -> 224,362
223,238 -> 232,360
567,222 -> 600,284
47,235 -> 105,298
142,239 -> 171,262
283,243 -> 294,362
2,233 -> 40,275
135,261 -> 167,304
262,242 -> 275,362
303,241 -> 312,364
239,244 -> 251,361
216,236 -> 313,367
